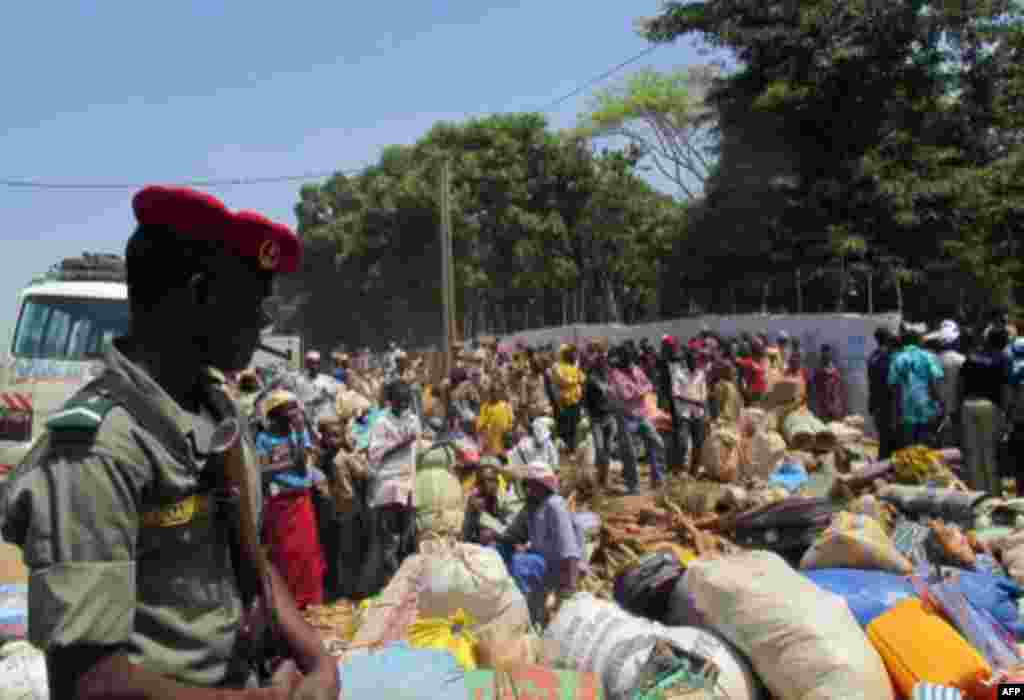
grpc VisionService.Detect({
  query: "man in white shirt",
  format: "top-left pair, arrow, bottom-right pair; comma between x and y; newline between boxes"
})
293,350 -> 340,428
926,320 -> 966,447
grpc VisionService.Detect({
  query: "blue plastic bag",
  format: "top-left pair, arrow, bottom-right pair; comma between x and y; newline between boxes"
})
912,573 -> 1023,671
803,569 -> 917,627
935,569 -> 1024,640
340,642 -> 467,700
768,460 -> 809,493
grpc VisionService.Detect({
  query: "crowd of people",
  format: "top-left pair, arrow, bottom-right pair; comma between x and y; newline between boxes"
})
222,311 -> 1024,633
868,312 -> 1024,497
5,183 -> 1023,699
224,328 -> 865,623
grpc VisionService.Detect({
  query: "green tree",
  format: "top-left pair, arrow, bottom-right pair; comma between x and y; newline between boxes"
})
639,0 -> 1024,319
282,113 -> 684,349
577,66 -> 720,198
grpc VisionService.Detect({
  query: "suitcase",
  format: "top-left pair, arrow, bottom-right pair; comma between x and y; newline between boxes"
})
612,550 -> 684,622
730,496 -> 835,566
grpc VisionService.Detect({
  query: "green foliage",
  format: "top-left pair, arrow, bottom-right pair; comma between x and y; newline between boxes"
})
281,114 -> 684,349
640,0 -> 1024,321
576,66 -> 719,198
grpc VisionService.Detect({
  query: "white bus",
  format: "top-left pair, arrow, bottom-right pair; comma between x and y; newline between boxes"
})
0,256 -> 129,476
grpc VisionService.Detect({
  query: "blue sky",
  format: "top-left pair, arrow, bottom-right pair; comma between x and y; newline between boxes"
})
1,2 -> 721,344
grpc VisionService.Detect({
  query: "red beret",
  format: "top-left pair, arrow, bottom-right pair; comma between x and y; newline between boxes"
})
131,185 -> 302,274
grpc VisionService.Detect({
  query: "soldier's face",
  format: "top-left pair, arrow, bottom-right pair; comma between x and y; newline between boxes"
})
194,261 -> 273,372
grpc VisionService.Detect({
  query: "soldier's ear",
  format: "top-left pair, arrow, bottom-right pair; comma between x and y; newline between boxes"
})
186,272 -> 211,307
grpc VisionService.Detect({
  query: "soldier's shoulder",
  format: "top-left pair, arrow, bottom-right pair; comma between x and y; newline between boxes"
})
46,386 -> 119,433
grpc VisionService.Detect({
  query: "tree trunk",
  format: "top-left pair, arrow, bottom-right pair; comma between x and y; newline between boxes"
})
605,277 -> 621,324
896,277 -> 904,315
867,271 -> 874,315
796,269 -> 804,314
579,280 -> 587,324
838,256 -> 846,312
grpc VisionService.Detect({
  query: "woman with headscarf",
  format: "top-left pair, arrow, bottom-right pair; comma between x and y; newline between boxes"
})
255,389 -> 327,609
498,461 -> 586,625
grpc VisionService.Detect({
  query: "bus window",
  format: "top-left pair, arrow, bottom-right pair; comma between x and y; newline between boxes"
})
12,296 -> 130,360
40,308 -> 72,359
12,300 -> 50,358
66,318 -> 94,360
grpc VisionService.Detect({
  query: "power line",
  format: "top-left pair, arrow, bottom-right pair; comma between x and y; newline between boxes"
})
0,169 -> 361,191
1,43 -> 659,192
535,44 -> 658,112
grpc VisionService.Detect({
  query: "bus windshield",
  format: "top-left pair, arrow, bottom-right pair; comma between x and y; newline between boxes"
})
12,295 -> 131,360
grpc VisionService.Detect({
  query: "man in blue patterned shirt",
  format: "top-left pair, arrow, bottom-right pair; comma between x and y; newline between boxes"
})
888,323 -> 945,450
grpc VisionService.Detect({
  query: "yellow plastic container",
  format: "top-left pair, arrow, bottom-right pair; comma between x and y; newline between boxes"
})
866,597 -> 990,698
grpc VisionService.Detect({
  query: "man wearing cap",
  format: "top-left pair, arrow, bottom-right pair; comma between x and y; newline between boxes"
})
1,186 -> 337,699
292,350 -> 339,430
330,351 -> 349,386
498,461 -> 586,625
928,320 -> 966,448
359,379 -> 421,596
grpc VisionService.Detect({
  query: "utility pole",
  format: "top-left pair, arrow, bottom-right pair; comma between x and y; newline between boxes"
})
440,160 -> 455,377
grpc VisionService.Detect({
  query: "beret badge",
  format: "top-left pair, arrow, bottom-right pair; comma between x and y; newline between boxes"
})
258,239 -> 281,271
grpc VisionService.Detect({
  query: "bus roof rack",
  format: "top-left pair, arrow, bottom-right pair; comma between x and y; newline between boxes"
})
47,253 -> 127,283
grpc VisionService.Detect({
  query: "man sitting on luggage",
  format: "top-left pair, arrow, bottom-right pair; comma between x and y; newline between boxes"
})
462,464 -> 516,546
497,461 -> 585,625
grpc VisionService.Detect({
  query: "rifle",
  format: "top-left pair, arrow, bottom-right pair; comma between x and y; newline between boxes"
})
209,417 -> 283,684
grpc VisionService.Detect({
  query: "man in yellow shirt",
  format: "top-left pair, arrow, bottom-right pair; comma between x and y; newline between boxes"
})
551,344 -> 585,454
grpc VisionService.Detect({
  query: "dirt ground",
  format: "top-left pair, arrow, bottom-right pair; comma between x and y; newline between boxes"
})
0,542 -> 27,583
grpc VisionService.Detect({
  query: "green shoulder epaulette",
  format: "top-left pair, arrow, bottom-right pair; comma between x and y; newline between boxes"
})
47,393 -> 118,431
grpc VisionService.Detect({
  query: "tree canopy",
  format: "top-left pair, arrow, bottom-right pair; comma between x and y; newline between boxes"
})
576,66 -> 721,198
279,113 -> 683,350
641,0 -> 1024,320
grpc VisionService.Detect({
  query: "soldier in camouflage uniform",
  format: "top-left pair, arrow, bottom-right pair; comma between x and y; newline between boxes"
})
0,186 -> 337,699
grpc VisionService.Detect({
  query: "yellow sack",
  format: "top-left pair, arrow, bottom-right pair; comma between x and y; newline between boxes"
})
407,609 -> 479,670
700,423 -> 741,483
800,512 -> 913,574
892,446 -> 951,485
